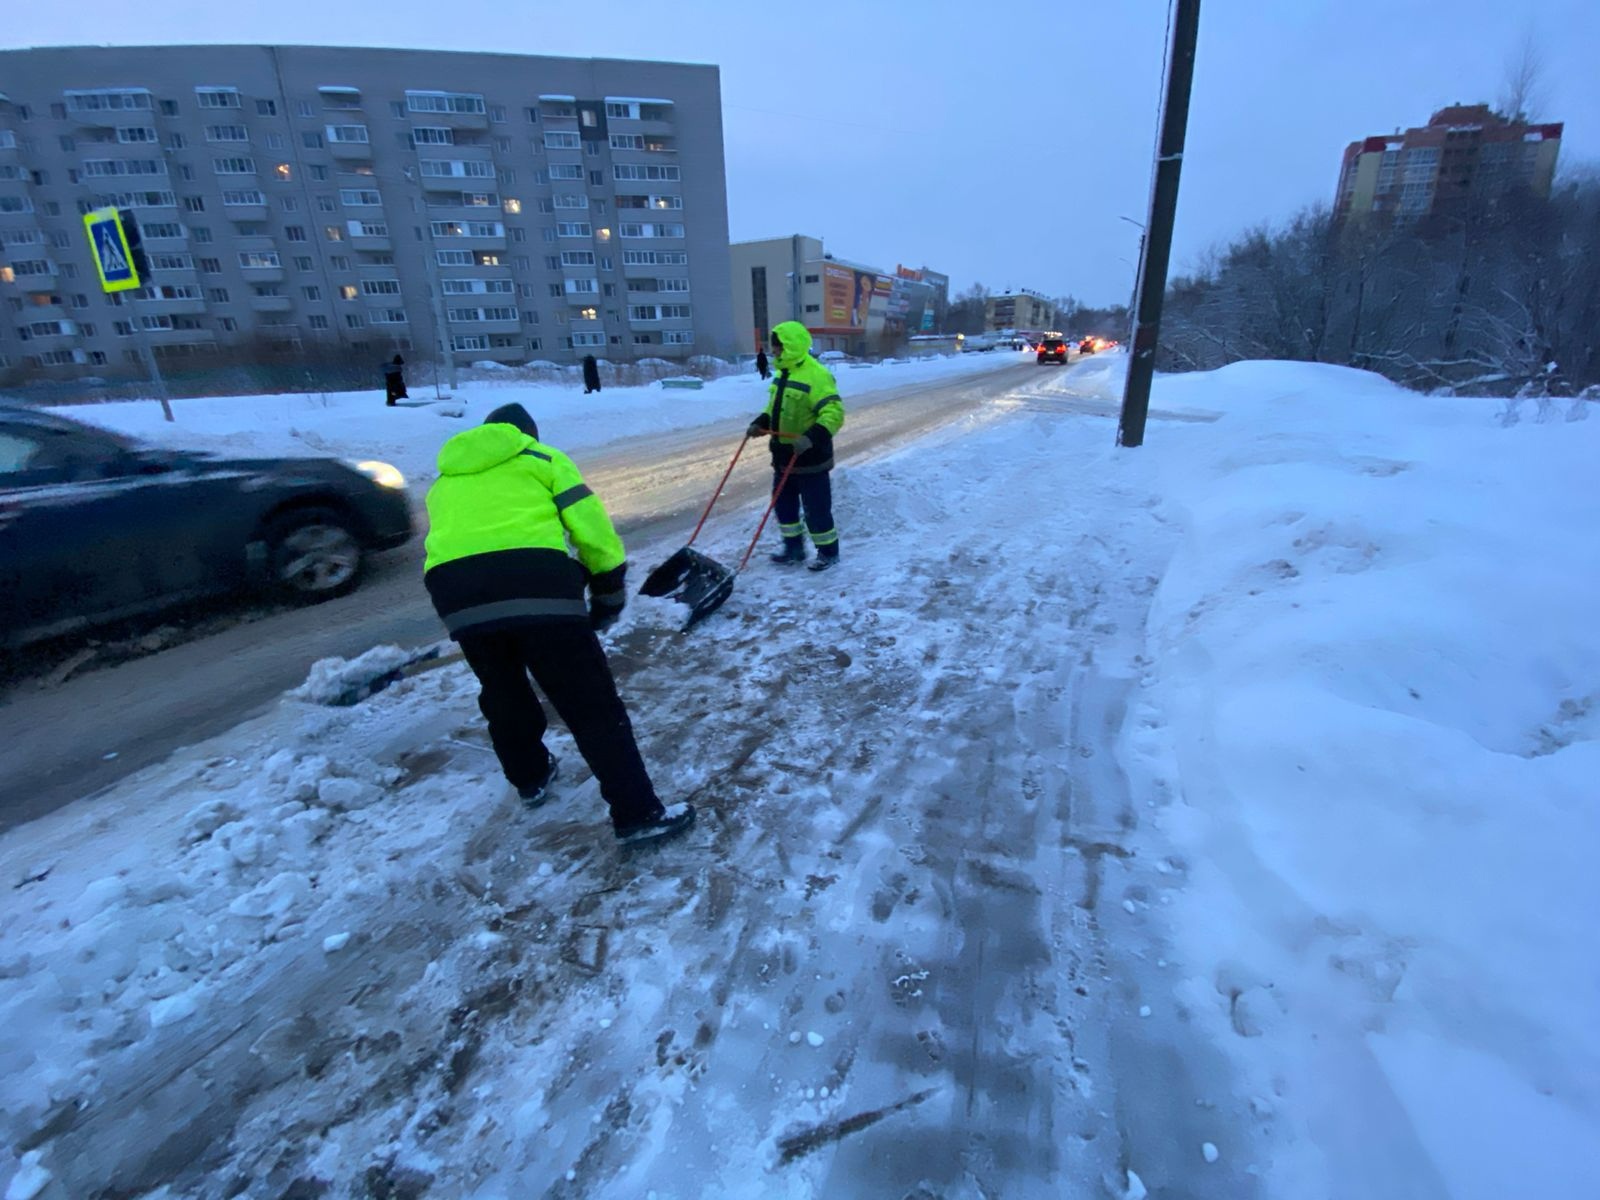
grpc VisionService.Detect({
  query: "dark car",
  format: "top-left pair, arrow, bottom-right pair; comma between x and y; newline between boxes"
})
1078,337 -> 1099,355
1037,337 -> 1070,365
0,406 -> 414,648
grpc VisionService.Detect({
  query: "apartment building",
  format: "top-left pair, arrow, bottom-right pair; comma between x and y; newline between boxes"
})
0,44 -> 734,382
730,234 -> 947,355
984,290 -> 1055,333
1335,103 -> 1563,224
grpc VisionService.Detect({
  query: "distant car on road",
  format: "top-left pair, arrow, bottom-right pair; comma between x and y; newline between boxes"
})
1079,337 -> 1100,355
1036,337 -> 1070,365
0,406 -> 414,648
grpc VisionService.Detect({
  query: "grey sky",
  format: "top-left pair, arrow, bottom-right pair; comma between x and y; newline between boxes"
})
9,0 -> 1597,306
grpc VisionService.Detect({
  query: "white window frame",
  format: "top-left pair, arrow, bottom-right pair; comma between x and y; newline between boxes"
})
326,124 -> 370,144
406,91 -> 487,115
195,88 -> 242,110
237,250 -> 282,269
213,156 -> 258,175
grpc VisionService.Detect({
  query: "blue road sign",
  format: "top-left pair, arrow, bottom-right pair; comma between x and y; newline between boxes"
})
83,207 -> 141,293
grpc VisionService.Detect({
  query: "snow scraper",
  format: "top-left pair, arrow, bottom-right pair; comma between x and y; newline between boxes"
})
639,432 -> 800,631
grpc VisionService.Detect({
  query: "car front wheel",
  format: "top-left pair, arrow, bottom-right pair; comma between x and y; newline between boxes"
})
267,508 -> 365,602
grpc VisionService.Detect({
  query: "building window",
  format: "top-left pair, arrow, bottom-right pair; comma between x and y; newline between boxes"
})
325,226 -> 344,241
804,303 -> 821,314
206,287 -> 230,302
213,156 -> 257,175
340,188 -> 383,207
274,163 -> 293,181
296,100 -> 314,118
525,106 -> 540,123
285,226 -> 307,242
490,105 -> 507,123
406,91 -> 486,115
307,314 -> 329,330
548,283 -> 563,298
339,285 -> 358,300
663,330 -> 693,346
294,256 -> 314,270
345,312 -> 365,328
198,257 -> 223,273
264,132 -> 285,150
589,170 -> 604,186
195,88 -> 241,110
256,99 -> 278,116
330,255 -> 351,270
238,251 -> 282,269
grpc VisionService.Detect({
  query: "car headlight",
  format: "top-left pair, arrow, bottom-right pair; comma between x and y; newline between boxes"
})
352,460 -> 406,490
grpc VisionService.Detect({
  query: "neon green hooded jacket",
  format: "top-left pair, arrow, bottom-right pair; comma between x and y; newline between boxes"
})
754,321 -> 844,474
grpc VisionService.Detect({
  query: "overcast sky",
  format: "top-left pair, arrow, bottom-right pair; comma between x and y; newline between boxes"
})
8,0 -> 1597,305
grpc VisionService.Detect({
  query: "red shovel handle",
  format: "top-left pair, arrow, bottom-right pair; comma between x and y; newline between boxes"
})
686,433 -> 751,547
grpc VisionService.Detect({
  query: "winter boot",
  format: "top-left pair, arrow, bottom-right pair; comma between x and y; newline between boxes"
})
517,754 -> 561,807
615,803 -> 696,847
769,537 -> 807,566
807,550 -> 840,573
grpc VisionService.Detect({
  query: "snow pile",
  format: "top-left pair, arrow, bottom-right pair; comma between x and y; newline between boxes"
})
1120,361 -> 1600,1198
288,643 -> 431,705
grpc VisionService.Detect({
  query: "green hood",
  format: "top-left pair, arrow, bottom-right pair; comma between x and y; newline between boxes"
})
771,320 -> 813,371
436,422 -> 530,476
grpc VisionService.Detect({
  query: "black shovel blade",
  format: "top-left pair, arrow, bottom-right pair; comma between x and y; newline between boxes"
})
639,546 -> 736,630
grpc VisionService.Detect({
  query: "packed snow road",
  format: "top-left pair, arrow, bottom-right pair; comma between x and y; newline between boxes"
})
1,359 -> 1039,831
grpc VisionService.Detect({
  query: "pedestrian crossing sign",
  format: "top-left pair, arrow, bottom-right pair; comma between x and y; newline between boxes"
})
83,207 -> 141,293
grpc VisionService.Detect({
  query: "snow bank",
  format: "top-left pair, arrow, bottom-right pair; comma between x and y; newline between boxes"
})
48,351 -> 1019,490
1120,360 -> 1600,1198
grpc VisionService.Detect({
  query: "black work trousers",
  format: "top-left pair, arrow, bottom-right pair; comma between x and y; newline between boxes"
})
456,620 -> 661,828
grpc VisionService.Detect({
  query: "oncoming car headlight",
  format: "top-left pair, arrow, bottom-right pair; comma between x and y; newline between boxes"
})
352,459 -> 406,490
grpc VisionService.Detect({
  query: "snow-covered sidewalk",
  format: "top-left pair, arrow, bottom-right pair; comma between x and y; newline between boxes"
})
3,355 -> 1594,1199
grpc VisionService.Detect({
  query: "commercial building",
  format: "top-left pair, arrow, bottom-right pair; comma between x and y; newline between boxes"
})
984,289 -> 1056,333
730,234 -> 948,355
1335,104 -> 1563,224
0,44 -> 734,382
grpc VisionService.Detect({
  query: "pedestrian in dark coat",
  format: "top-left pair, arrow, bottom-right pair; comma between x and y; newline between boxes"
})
422,402 -> 694,847
383,354 -> 407,406
582,354 -> 602,395
755,347 -> 770,380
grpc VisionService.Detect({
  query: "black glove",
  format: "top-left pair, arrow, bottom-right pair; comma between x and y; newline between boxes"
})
747,413 -> 771,439
590,594 -> 624,633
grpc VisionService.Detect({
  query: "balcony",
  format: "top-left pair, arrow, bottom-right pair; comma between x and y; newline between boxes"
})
349,233 -> 392,253
429,229 -> 507,253
137,296 -> 209,316
10,269 -> 60,293
404,99 -> 489,131
237,265 -> 286,284
221,202 -> 270,223
450,317 -> 522,337
329,139 -> 373,161
250,295 -> 294,313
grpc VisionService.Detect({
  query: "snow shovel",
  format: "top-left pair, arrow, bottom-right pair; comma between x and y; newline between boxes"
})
640,432 -> 801,630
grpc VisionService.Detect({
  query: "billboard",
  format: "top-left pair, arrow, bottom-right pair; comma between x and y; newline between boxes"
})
823,264 -> 879,329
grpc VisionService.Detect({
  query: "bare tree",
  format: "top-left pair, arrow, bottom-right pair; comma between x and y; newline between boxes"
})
1498,30 -> 1546,122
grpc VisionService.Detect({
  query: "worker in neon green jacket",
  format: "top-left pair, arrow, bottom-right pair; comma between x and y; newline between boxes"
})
423,402 -> 693,847
746,321 -> 846,571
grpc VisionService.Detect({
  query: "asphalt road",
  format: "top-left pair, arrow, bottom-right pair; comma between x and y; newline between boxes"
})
1,360 -> 1038,830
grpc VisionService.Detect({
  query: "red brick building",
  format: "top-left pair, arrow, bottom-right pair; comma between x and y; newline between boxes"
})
1335,104 -> 1563,224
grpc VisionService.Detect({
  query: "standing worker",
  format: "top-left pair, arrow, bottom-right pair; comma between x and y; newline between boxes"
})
745,321 -> 845,571
422,402 -> 694,847
755,345 -> 770,380
383,354 -> 407,406
582,354 -> 602,395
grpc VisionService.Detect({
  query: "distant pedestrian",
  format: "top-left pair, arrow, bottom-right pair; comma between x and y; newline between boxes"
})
422,402 -> 694,847
383,354 -> 407,406
746,321 -> 845,572
582,354 -> 602,395
755,347 -> 770,380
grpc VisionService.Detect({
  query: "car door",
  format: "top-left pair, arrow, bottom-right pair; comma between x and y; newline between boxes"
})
0,422 -> 185,641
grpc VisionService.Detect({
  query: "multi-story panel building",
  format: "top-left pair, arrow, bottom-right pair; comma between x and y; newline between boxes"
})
984,290 -> 1055,333
1335,104 -> 1563,225
731,235 -> 948,355
0,45 -> 733,382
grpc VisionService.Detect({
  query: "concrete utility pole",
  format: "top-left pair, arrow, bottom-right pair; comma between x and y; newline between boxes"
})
1118,0 -> 1201,448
